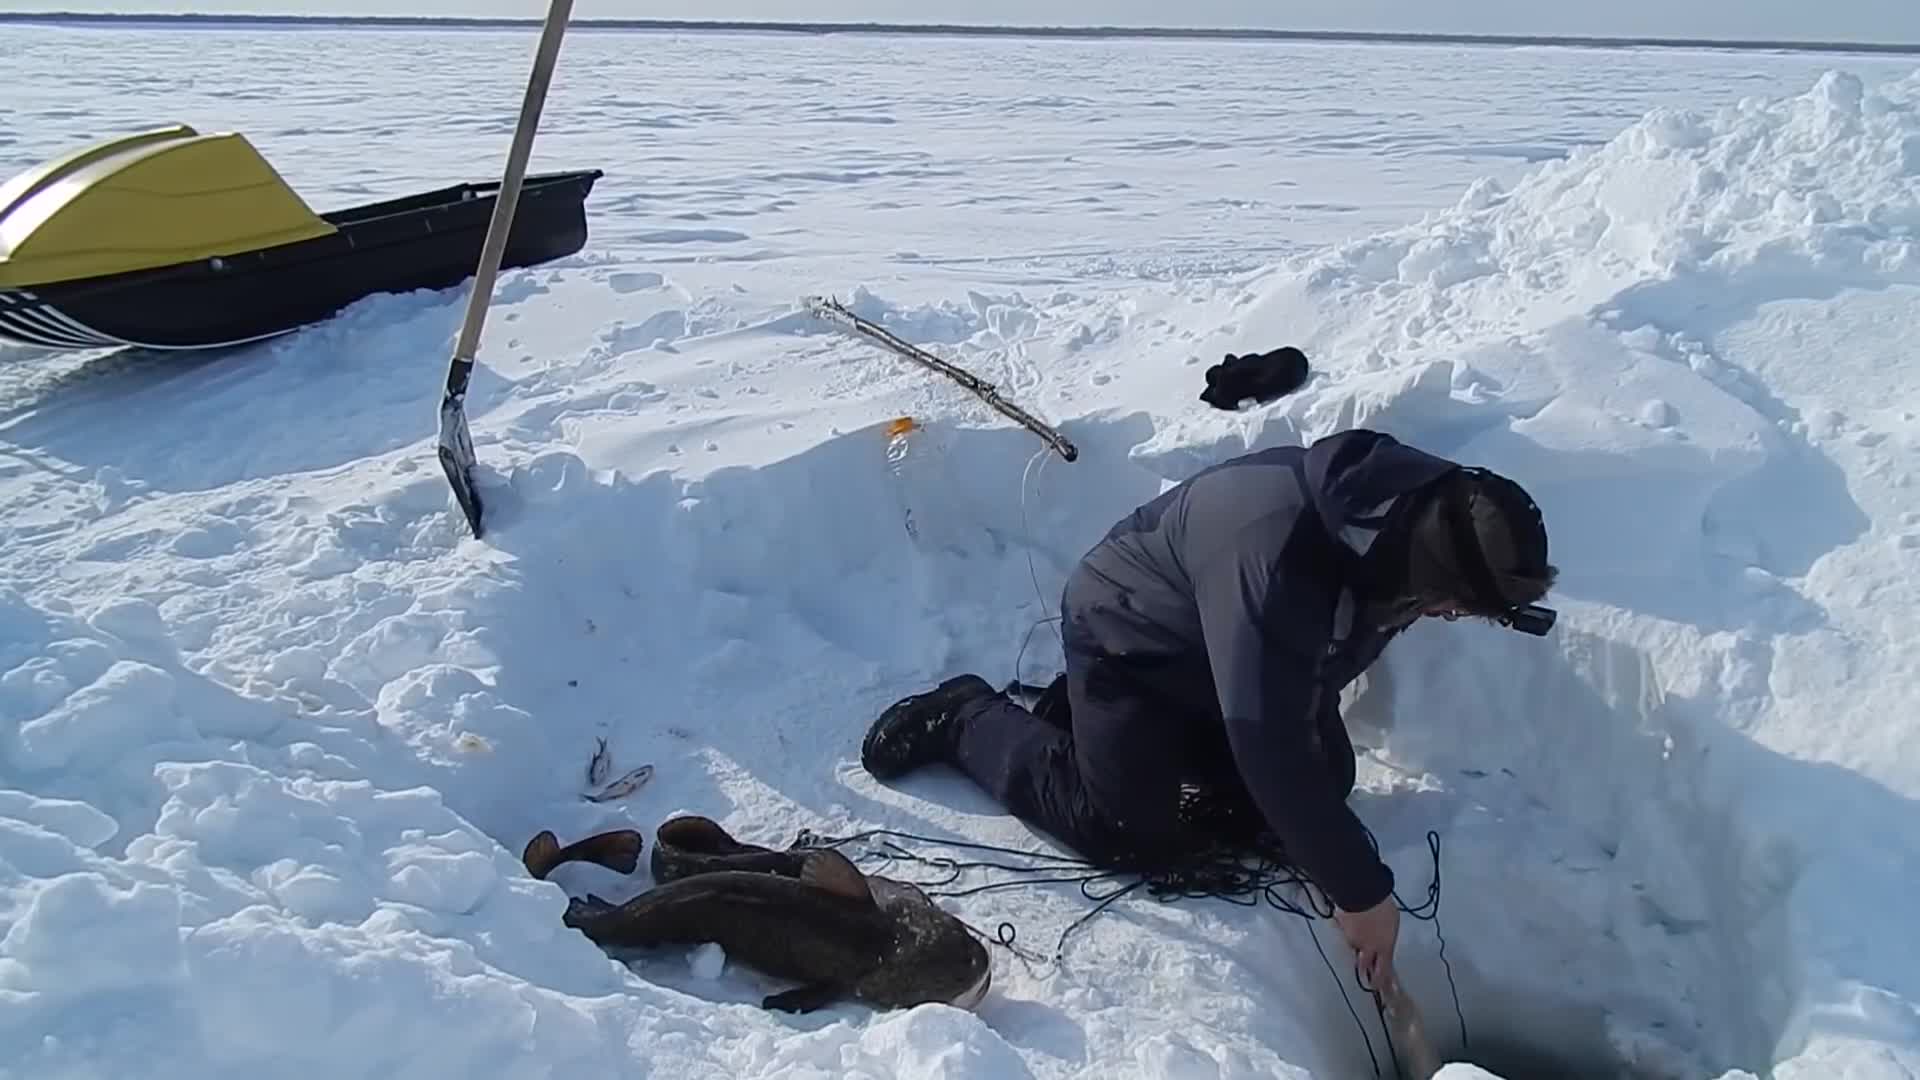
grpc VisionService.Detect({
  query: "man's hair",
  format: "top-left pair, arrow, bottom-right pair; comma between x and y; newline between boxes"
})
1404,468 -> 1557,617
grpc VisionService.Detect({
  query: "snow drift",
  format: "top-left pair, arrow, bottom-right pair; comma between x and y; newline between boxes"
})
3,37 -> 1919,1080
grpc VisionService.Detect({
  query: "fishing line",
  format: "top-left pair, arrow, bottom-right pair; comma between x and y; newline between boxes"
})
1310,912 -> 1391,1079
1012,443 -> 1065,692
1011,614 -> 1063,701
793,823 -> 1470,1078
1019,443 -> 1057,642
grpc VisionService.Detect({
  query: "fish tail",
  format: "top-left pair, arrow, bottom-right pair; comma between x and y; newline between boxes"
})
561,829 -> 644,874
523,830 -> 564,880
526,829 -> 646,879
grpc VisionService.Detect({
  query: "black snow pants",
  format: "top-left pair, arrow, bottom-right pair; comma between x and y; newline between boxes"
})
949,639 -> 1358,871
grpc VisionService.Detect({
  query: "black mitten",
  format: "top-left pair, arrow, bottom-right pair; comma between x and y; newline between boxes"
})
1199,346 -> 1310,410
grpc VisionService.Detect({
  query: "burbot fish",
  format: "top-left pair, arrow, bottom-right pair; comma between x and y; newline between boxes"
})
524,816 -> 991,1014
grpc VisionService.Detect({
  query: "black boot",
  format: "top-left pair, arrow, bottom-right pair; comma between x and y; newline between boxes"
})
861,674 -> 996,780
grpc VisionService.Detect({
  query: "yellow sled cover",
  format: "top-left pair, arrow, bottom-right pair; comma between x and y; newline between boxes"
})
0,124 -> 338,288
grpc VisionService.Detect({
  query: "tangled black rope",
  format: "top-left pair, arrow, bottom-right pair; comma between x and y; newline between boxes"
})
791,822 -> 1468,1079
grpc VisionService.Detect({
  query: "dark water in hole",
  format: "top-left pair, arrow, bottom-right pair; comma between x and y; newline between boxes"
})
1395,972 -> 1709,1080
1440,1033 -> 1674,1079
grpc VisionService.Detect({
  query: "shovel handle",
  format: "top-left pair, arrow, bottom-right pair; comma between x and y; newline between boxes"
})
447,0 -> 576,381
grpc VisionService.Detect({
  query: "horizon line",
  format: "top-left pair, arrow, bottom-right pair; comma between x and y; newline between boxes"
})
1,11 -> 1917,55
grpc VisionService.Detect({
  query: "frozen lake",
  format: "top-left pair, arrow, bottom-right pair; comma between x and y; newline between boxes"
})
3,23 -> 1914,295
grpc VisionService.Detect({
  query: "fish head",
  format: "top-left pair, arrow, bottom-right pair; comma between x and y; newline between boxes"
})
1378,975 -> 1443,1080
915,911 -> 994,1010
561,893 -> 617,929
801,861 -> 993,1013
865,878 -> 993,1011
946,956 -> 993,1012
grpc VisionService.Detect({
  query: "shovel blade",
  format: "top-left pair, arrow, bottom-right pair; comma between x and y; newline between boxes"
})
437,390 -> 484,538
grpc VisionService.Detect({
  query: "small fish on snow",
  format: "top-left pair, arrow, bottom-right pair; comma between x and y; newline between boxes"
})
585,764 -> 654,803
587,737 -> 612,786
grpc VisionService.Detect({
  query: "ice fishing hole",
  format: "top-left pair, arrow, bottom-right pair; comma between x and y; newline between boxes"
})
1414,988 -> 1686,1080
1299,616 -> 1780,1080
1323,944 -> 1713,1080
1450,1037 -> 1668,1080
1306,945 -> 1728,1080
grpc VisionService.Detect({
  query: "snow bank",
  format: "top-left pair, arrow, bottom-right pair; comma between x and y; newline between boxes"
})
0,587 -> 636,1076
3,47 -> 1919,1080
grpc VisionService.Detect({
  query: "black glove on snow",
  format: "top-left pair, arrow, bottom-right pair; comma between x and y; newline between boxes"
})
1199,346 -> 1310,410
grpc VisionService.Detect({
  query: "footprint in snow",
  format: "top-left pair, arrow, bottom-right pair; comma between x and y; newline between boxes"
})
168,522 -> 247,560
494,276 -> 550,304
604,310 -> 687,353
609,271 -> 666,294
608,386 -> 671,409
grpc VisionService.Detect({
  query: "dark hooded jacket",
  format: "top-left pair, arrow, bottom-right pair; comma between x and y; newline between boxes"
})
1059,429 -> 1461,912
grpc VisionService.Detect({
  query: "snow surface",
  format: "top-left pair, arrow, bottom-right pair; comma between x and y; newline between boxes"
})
3,22 -> 1920,1080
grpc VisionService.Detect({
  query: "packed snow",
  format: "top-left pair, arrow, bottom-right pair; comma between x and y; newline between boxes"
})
3,21 -> 1920,1080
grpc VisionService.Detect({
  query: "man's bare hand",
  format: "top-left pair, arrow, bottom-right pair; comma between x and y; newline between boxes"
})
1333,896 -> 1400,987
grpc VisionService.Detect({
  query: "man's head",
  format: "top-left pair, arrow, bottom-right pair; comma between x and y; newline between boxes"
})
1369,466 -> 1557,630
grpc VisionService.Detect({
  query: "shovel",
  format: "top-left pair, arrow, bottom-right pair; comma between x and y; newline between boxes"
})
437,0 -> 576,539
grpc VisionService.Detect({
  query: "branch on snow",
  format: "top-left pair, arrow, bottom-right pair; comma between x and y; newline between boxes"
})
804,294 -> 1079,463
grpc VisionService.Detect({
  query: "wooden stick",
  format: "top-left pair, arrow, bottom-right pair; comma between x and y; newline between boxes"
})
805,294 -> 1078,463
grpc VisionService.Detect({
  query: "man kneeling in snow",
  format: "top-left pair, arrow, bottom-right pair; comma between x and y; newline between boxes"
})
860,428 -> 1556,986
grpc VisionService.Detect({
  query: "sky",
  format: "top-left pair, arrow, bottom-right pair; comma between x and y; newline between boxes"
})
1,0 -> 1918,44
